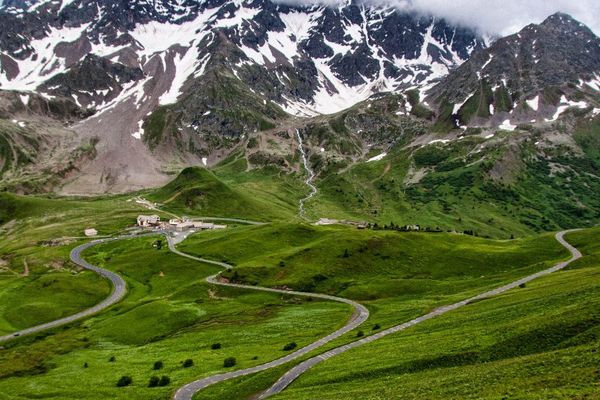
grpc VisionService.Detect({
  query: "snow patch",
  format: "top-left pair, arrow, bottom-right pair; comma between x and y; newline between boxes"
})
526,95 -> 539,111
545,95 -> 589,122
367,152 -> 387,162
131,120 -> 144,139
19,94 -> 30,106
499,119 -> 516,131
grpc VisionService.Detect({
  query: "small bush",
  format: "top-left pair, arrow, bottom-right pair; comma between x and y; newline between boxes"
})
83,362 -> 88,368
116,376 -> 132,387
251,356 -> 258,360
183,359 -> 194,368
372,324 -> 381,330
109,356 -> 116,362
519,283 -> 527,288
153,361 -> 163,370
211,343 -> 222,350
223,357 -> 236,368
283,342 -> 297,351
158,376 -> 170,387
356,331 -> 364,338
148,376 -> 160,387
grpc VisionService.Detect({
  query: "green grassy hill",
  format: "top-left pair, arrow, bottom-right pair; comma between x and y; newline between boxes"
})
178,224 -> 569,329
0,236 -> 349,400
148,166 -> 298,221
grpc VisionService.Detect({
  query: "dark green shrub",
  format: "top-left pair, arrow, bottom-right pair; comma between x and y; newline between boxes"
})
356,331 -> 364,338
158,376 -> 170,386
109,356 -> 116,362
116,376 -> 132,387
153,361 -> 163,370
283,342 -> 297,351
223,357 -> 236,367
372,324 -> 381,330
211,343 -> 222,350
183,359 -> 193,368
148,376 -> 159,387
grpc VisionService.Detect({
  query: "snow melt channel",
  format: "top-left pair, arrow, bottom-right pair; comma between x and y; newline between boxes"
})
296,129 -> 317,220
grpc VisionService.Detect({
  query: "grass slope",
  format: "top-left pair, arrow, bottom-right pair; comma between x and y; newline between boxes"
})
308,124 -> 600,238
268,228 -> 600,400
148,166 -> 298,221
190,227 -> 599,400
0,193 -> 149,333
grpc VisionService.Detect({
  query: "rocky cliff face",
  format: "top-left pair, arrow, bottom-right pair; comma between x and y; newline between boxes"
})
0,0 -> 484,114
428,13 -> 600,130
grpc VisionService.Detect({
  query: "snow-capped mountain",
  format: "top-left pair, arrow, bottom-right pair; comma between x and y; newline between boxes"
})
0,0 -> 487,193
428,13 -> 600,130
0,0 -> 484,115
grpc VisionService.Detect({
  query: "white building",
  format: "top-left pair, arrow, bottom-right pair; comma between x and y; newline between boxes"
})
84,228 -> 98,237
193,222 -> 227,230
137,215 -> 161,227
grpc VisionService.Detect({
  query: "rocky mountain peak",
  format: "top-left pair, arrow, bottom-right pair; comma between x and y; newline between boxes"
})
427,12 -> 600,130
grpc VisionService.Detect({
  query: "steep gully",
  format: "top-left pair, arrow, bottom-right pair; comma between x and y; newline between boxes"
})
0,229 -> 583,400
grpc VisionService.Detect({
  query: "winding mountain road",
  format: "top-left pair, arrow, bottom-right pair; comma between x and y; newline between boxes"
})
171,229 -> 582,400
167,236 -> 370,400
0,228 -> 584,400
0,236 -> 129,343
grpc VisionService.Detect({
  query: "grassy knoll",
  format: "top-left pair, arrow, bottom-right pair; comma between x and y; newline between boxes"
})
148,166 -> 301,221
0,236 -> 350,399
179,223 -> 568,311
171,223 -> 589,399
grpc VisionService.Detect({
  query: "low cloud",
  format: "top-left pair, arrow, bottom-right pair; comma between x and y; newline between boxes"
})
277,0 -> 600,36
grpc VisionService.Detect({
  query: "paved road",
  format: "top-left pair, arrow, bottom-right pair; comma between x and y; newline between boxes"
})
0,235 -> 135,343
167,237 -> 370,400
257,230 -> 583,398
171,230 -> 582,400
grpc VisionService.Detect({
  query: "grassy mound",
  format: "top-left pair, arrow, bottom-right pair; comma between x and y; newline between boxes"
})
192,227 -> 599,400
148,167 -> 295,221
